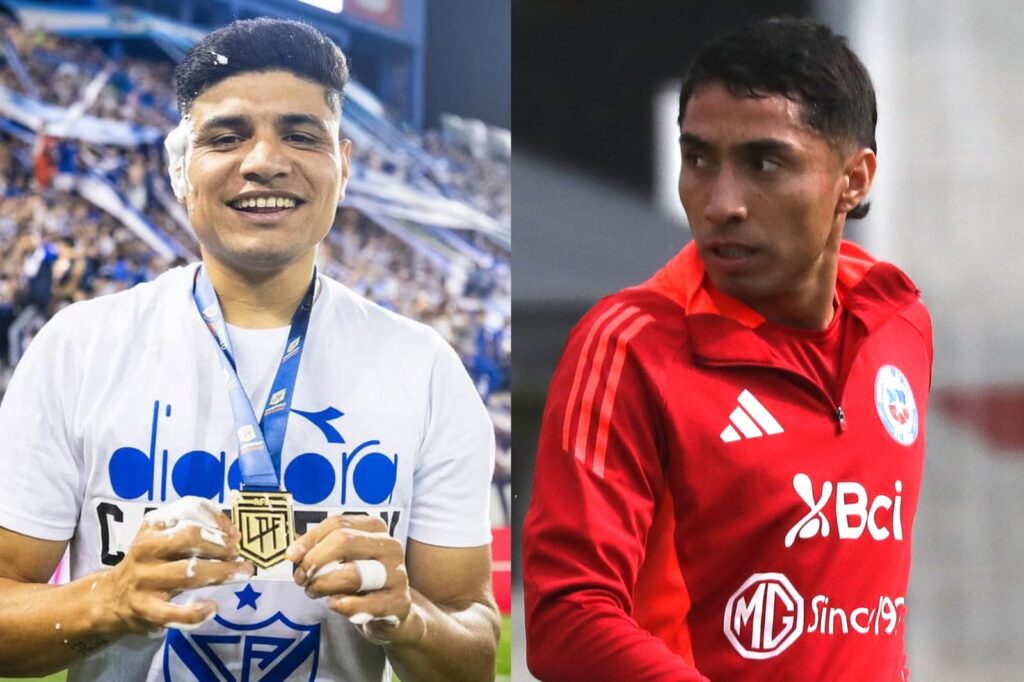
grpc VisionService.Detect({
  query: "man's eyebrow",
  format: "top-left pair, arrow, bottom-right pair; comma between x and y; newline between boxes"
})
277,113 -> 330,133
679,133 -> 796,156
196,114 -> 251,136
739,138 -> 796,156
679,132 -> 708,147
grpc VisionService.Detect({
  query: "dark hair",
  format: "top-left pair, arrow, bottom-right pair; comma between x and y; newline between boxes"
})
175,18 -> 349,117
679,17 -> 877,219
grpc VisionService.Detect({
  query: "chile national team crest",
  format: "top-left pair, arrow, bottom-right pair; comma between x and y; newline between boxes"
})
874,365 -> 918,446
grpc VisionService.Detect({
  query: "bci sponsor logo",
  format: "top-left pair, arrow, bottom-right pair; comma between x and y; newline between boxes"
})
107,400 -> 399,507
724,572 -> 905,660
785,473 -> 904,547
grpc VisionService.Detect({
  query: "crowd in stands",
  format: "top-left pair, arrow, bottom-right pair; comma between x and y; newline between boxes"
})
0,16 -> 511,483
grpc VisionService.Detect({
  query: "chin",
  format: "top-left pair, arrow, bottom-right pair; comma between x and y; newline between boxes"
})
220,246 -> 306,274
708,273 -> 765,305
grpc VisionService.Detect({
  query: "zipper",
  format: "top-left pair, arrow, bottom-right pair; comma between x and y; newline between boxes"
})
834,406 -> 847,432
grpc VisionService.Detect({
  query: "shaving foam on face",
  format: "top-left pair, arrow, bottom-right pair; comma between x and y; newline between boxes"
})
164,115 -> 193,200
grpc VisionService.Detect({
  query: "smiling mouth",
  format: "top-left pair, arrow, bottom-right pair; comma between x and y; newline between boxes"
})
228,196 -> 304,213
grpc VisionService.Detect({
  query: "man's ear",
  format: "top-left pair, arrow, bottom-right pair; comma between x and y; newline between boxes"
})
336,138 -> 352,203
837,147 -> 877,215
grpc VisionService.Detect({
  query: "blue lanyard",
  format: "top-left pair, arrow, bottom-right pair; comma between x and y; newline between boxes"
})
192,266 -> 316,491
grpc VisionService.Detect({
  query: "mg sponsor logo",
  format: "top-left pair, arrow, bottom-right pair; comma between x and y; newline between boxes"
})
724,573 -> 803,660
785,473 -> 904,547
724,572 -> 906,660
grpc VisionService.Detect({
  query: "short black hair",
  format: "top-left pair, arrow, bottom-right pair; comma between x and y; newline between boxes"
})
679,17 -> 877,219
175,18 -> 349,117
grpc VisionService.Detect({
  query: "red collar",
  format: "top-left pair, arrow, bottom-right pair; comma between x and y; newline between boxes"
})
638,241 -> 920,363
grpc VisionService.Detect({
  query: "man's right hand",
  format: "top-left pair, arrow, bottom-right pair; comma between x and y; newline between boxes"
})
101,497 -> 255,636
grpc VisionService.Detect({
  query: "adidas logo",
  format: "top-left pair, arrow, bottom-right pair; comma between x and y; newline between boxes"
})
720,390 -> 784,442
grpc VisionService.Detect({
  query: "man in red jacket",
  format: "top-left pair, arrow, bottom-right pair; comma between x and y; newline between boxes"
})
523,17 -> 931,681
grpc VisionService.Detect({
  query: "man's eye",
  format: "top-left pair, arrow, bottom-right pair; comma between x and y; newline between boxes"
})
211,135 -> 242,146
753,158 -> 781,172
286,133 -> 317,144
684,153 -> 708,169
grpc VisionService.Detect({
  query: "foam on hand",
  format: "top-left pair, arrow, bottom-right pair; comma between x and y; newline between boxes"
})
308,560 -> 344,581
350,612 -> 400,628
143,496 -> 222,530
164,608 -> 218,632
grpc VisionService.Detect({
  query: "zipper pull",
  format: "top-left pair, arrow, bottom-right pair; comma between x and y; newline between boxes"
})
835,406 -> 847,432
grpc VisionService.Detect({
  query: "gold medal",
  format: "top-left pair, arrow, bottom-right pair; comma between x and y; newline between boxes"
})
232,490 -> 295,569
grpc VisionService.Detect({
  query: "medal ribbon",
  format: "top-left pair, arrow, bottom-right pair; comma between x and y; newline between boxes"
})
192,266 -> 316,491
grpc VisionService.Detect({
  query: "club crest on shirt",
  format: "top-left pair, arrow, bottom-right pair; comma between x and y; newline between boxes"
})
164,611 -> 320,681
873,365 -> 918,446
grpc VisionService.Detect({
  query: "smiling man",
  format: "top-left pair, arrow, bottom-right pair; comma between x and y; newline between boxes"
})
524,18 -> 932,681
0,18 -> 499,682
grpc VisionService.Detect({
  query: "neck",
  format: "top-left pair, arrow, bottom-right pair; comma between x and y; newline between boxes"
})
201,252 -> 316,329
753,229 -> 843,331
756,280 -> 837,330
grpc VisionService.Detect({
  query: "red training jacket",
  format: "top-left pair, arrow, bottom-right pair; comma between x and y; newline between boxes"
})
524,241 -> 932,681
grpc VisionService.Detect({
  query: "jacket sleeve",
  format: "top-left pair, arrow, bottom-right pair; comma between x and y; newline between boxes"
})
522,302 -> 708,681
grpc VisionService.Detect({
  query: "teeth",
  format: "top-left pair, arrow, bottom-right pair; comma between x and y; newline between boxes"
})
232,196 -> 297,209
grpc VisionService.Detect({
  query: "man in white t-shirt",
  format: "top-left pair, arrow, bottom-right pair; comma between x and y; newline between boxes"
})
0,18 -> 499,681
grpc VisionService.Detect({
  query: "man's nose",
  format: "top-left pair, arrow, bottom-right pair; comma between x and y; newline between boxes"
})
703,167 -> 748,225
239,136 -> 290,182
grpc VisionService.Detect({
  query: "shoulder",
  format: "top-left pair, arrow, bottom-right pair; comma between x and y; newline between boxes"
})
896,296 -> 932,340
316,275 -> 453,360
33,265 -> 193,345
549,286 -> 692,419
566,286 -> 691,364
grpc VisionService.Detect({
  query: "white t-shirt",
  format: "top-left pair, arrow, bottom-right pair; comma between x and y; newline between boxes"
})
0,264 -> 495,681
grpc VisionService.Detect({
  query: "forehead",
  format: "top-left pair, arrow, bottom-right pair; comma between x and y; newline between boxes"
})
189,70 -> 338,127
681,82 -> 818,148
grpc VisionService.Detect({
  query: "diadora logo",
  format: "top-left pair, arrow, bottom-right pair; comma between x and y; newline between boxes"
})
785,473 -> 904,547
724,572 -> 906,660
107,400 -> 399,507
720,390 -> 784,443
164,612 -> 320,680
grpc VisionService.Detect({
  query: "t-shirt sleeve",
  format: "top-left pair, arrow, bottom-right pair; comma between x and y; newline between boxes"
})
0,309 -> 83,541
406,331 -> 494,547
523,301 -> 709,681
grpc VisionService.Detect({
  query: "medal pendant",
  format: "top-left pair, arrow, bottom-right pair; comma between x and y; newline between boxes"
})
233,490 -> 295,569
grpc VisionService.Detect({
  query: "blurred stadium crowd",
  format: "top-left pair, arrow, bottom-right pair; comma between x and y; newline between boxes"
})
0,14 -> 511,521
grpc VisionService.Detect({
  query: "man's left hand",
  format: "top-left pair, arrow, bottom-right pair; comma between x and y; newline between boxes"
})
286,515 -> 422,644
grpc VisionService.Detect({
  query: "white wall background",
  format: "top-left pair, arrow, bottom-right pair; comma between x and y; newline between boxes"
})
838,0 -> 1024,677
